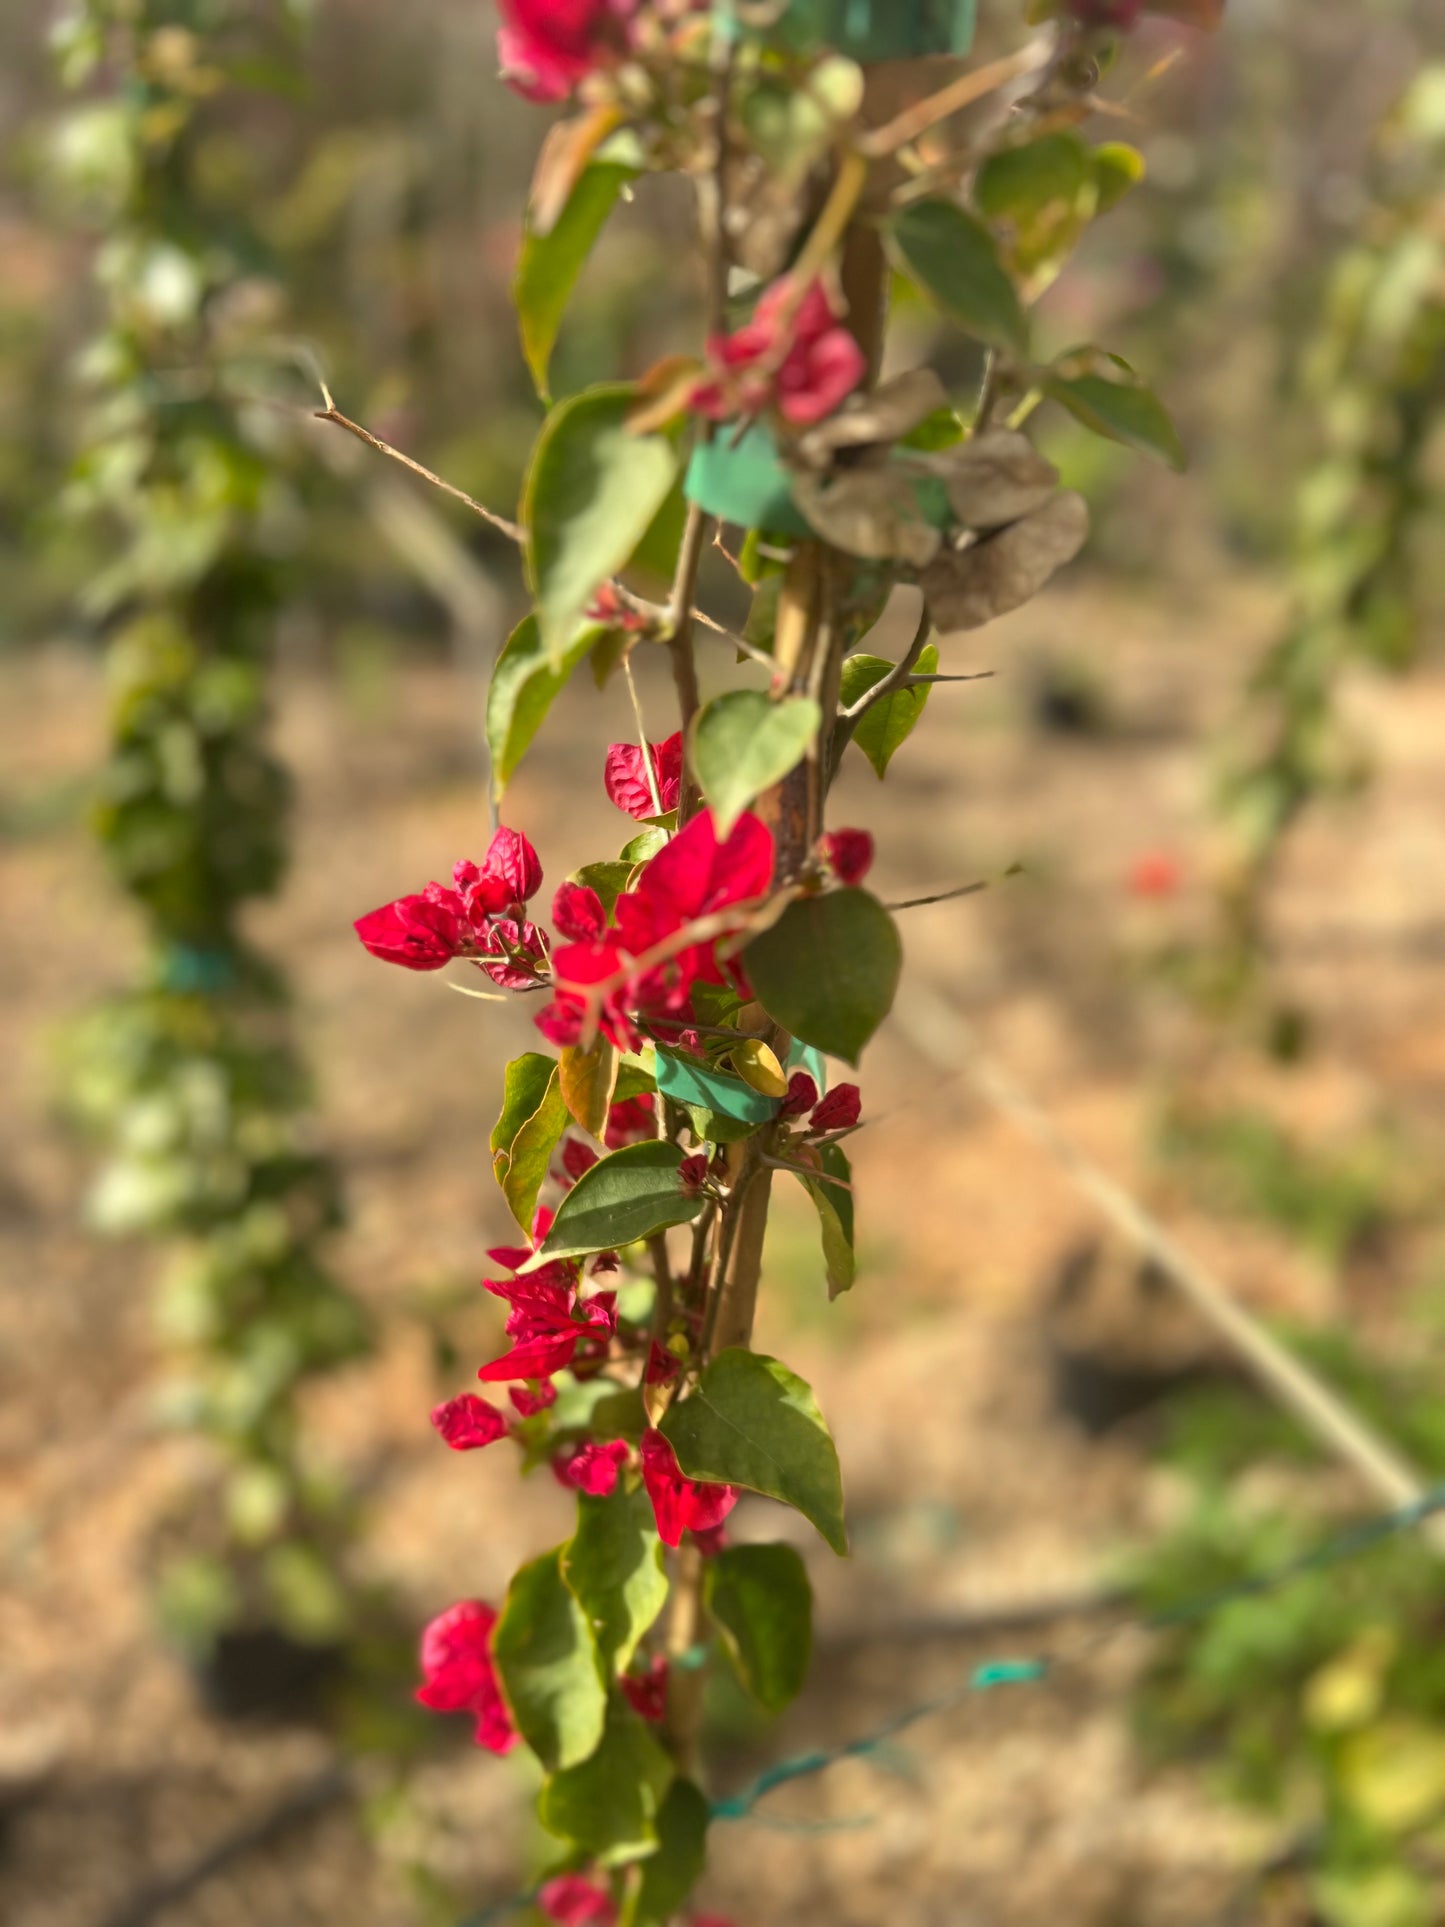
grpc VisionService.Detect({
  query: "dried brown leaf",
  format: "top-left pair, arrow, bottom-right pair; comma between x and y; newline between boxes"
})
926,429 -> 1061,529
792,465 -> 943,568
922,490 -> 1089,633
797,369 -> 951,462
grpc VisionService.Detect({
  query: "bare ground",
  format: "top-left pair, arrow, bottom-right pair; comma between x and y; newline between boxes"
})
3,568 -> 1443,1926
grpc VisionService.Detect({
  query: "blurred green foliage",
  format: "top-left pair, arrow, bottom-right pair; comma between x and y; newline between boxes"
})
1136,1342 -> 1445,1926
50,0 -> 370,1658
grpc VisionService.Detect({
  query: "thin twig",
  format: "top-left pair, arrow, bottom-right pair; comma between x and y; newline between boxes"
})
860,38 -> 1054,159
839,606 -> 932,723
313,394 -> 522,543
887,881 -> 988,912
896,983 -> 1445,1554
622,652 -> 666,819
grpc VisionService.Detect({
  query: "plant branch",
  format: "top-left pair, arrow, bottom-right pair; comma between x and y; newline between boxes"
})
622,652 -> 666,818
887,881 -> 988,911
860,38 -> 1053,159
830,604 -> 933,778
313,396 -> 522,542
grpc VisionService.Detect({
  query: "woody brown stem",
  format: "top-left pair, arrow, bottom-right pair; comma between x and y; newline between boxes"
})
661,1541 -> 706,1772
660,124 -> 891,1794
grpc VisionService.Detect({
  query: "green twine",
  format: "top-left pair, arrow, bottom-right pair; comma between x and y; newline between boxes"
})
456,1487 -> 1445,1925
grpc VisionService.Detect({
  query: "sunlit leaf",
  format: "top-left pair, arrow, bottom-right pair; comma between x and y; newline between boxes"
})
660,1348 -> 847,1554
493,1548 -> 606,1772
537,1700 -> 673,1863
560,1035 -> 621,1139
562,1485 -> 668,1675
524,386 -> 680,664
486,614 -> 604,801
515,160 -> 636,400
840,644 -> 939,778
532,1141 -> 706,1263
689,691 -> 821,835
491,1054 -> 570,1233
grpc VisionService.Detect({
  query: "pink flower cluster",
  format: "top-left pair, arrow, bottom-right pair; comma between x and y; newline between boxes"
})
415,1600 -> 517,1754
691,278 -> 867,429
538,806 -> 774,1054
354,825 -> 547,986
355,771 -> 777,1059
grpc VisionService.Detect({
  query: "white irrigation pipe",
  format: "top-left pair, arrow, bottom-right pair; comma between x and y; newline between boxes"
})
897,983 -> 1445,1555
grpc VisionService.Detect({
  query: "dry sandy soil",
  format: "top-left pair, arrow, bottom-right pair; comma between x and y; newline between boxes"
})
3,566 -> 1443,1927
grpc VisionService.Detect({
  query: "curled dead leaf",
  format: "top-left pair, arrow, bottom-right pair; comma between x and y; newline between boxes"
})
791,464 -> 943,568
922,490 -> 1089,633
796,368 -> 950,463
922,429 -> 1060,529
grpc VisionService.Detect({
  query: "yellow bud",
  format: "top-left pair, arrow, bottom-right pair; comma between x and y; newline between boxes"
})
731,1038 -> 788,1098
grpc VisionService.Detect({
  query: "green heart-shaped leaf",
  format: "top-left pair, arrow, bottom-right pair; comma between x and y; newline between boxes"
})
492,1054 -> 570,1233
660,1349 -> 847,1554
515,160 -> 635,401
888,199 -> 1028,357
742,889 -> 901,1065
706,1542 -> 814,1713
562,1485 -> 668,1676
1045,350 -> 1186,472
798,1141 -> 856,1299
524,386 -> 680,663
689,690 -> 821,837
840,644 -> 939,779
487,614 -> 605,801
492,1548 -> 606,1772
537,1700 -> 673,1864
531,1140 -> 705,1263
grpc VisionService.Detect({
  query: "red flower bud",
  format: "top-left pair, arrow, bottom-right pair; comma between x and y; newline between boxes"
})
562,1138 -> 600,1183
821,827 -> 874,887
691,278 -> 866,428
538,1873 -> 617,1927
465,825 -> 543,917
640,1428 -> 738,1549
355,890 -> 465,971
553,880 -> 607,942
551,1438 -> 630,1498
781,1071 -> 819,1118
509,1382 -> 557,1418
431,1394 -> 509,1452
415,1601 -> 517,1753
620,1655 -> 669,1724
810,1083 -> 861,1133
604,735 -> 683,820
678,1153 -> 710,1193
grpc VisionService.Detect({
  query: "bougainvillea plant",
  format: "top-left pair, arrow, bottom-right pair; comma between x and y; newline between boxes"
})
53,0 -> 371,1662
348,0 -> 1216,1914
